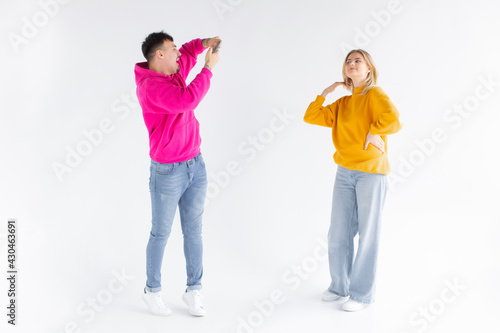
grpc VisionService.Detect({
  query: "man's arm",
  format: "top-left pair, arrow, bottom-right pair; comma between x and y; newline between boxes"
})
177,39 -> 205,80
178,37 -> 221,79
146,68 -> 213,114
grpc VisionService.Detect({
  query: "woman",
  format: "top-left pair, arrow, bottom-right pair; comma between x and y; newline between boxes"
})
304,49 -> 402,311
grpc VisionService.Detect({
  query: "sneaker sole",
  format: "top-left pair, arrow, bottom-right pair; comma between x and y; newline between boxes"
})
342,302 -> 369,312
343,306 -> 367,312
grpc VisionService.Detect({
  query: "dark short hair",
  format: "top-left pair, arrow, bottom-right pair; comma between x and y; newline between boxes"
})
141,31 -> 173,62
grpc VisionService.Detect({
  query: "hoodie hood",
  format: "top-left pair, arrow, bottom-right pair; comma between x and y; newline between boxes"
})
134,62 -> 172,86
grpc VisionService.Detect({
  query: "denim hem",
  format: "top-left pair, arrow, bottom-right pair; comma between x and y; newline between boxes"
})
186,285 -> 202,291
328,289 -> 348,298
145,286 -> 162,293
348,297 -> 374,305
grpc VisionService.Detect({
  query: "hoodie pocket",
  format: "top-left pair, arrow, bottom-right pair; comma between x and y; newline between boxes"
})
162,118 -> 201,158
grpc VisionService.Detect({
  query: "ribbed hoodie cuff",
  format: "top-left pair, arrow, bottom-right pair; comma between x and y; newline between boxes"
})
316,95 -> 325,103
201,67 -> 213,78
194,38 -> 206,54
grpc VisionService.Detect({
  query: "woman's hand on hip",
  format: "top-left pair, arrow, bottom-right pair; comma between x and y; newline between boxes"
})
364,132 -> 385,153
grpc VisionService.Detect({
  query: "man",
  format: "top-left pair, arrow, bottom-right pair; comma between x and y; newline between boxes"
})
134,31 -> 220,317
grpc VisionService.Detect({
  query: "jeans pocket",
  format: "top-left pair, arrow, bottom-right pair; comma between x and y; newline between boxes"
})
198,154 -> 205,168
156,162 -> 176,175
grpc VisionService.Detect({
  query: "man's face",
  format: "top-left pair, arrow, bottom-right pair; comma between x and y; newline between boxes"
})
159,40 -> 181,74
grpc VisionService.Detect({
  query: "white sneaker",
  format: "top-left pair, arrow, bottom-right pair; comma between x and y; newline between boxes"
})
142,289 -> 173,316
322,289 -> 344,301
342,299 -> 369,312
182,290 -> 206,316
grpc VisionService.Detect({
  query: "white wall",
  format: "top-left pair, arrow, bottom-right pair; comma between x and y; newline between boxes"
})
1,0 -> 499,332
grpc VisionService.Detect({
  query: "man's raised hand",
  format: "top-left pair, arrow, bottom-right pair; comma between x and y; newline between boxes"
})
202,36 -> 222,49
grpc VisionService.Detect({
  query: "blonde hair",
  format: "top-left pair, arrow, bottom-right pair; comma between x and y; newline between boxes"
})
342,49 -> 378,95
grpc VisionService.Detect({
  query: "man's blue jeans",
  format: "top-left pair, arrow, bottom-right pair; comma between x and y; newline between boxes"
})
146,152 -> 207,292
328,166 -> 388,304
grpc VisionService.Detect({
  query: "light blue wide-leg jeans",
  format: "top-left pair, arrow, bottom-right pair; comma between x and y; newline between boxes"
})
146,152 -> 207,292
328,165 -> 388,304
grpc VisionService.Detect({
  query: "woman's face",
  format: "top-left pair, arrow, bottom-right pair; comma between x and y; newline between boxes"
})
345,52 -> 371,81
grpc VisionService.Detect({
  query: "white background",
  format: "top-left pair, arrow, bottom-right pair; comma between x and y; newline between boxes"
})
1,0 -> 499,332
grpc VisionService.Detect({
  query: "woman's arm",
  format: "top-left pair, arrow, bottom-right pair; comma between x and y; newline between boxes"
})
303,82 -> 348,127
321,82 -> 350,98
368,87 -> 402,135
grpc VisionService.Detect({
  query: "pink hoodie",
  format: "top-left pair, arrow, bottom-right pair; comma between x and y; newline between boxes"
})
134,38 -> 212,163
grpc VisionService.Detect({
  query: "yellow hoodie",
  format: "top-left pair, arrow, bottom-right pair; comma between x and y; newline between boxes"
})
304,86 -> 402,174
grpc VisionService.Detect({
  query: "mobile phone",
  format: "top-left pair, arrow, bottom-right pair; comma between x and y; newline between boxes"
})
213,41 -> 221,53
